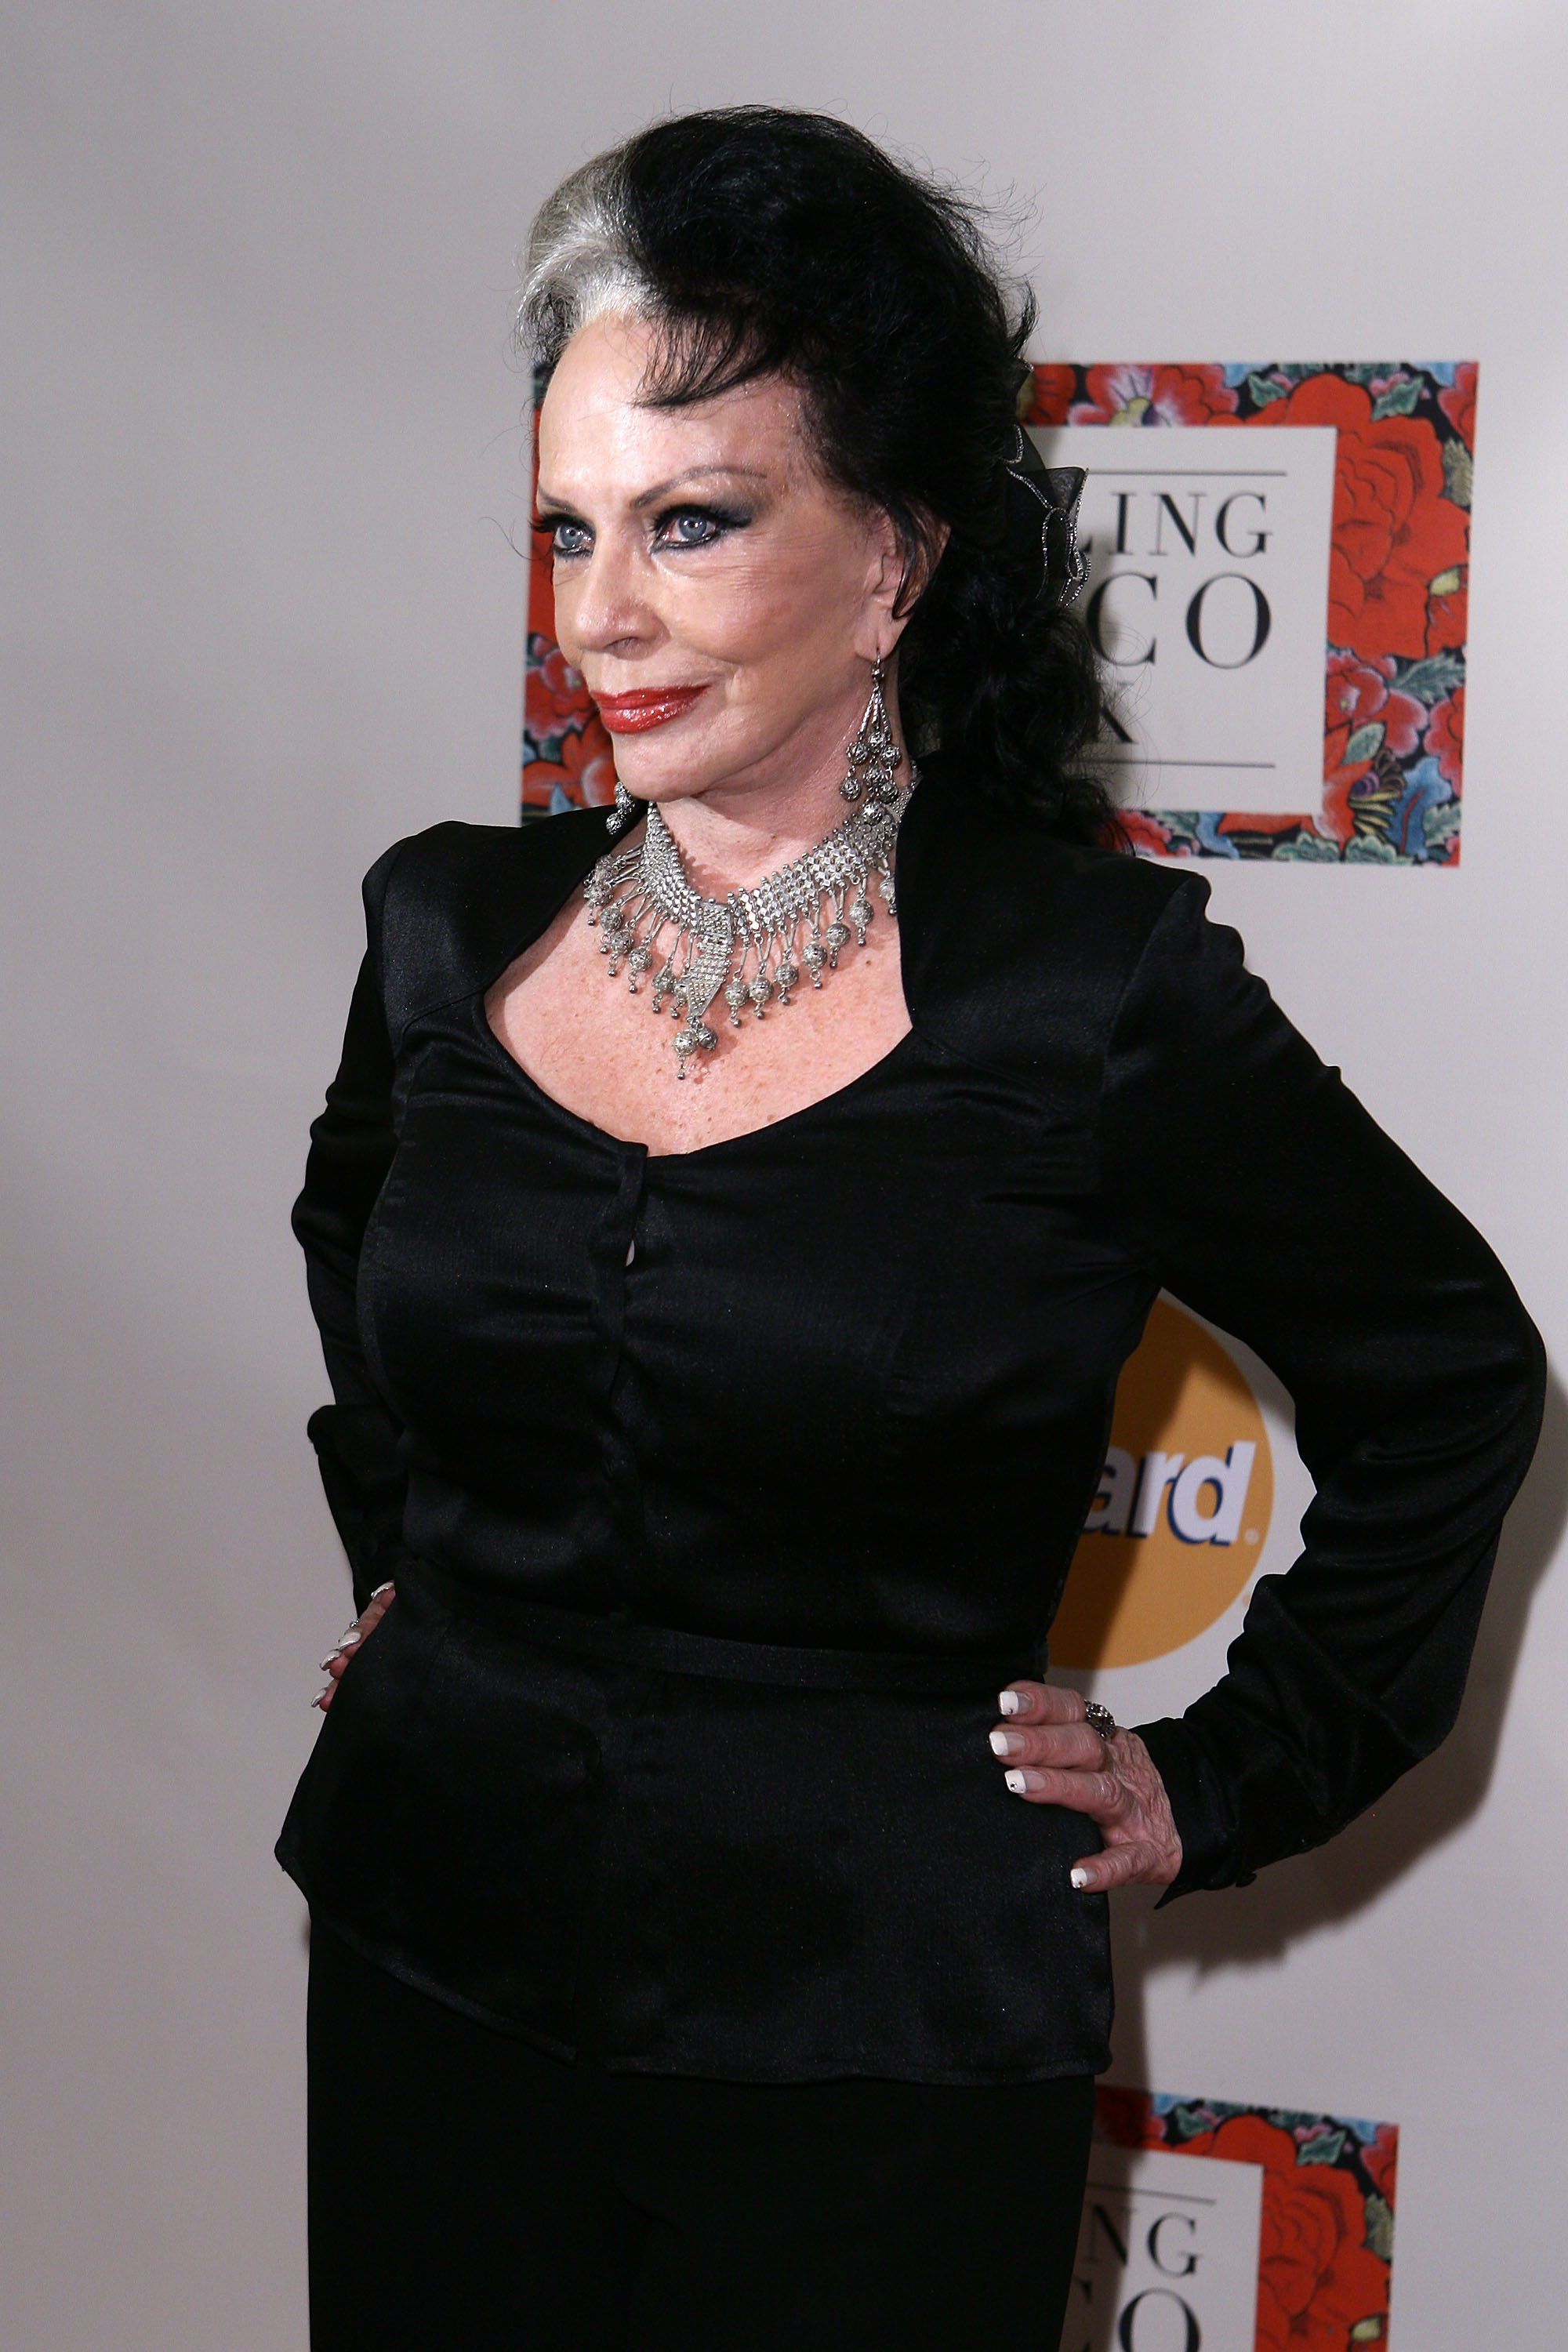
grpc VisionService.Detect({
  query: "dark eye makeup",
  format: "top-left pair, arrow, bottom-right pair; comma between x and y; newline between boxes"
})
651,502 -> 753,548
531,512 -> 592,558
530,501 -> 754,559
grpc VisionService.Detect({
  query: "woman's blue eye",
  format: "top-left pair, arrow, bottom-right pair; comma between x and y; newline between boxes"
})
550,520 -> 591,558
662,513 -> 719,547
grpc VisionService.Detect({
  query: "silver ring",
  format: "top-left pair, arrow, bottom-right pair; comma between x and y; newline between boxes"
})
1083,1700 -> 1116,1738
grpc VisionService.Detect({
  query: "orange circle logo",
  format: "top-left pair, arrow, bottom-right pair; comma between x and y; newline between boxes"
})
1051,1298 -> 1273,1668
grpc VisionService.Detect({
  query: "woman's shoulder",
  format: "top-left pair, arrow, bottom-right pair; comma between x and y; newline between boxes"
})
370,808 -> 614,909
898,768 -> 1211,1086
362,808 -> 615,1040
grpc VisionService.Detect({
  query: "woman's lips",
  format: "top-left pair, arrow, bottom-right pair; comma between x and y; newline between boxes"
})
593,684 -> 710,735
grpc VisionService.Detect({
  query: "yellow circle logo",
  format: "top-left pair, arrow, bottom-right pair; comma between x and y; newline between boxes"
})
1051,1298 -> 1273,1668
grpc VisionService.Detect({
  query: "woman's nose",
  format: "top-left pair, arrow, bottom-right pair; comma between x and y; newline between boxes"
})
566,539 -> 653,655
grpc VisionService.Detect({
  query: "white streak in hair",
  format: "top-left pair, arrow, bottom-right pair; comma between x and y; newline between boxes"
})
517,147 -> 655,370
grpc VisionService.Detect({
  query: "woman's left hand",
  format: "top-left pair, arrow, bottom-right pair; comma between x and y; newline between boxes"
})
989,1681 -> 1182,1893
312,1581 -> 397,1712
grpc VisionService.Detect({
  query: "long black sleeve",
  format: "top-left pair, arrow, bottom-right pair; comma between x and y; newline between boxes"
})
292,847 -> 408,1613
1105,880 -> 1545,1896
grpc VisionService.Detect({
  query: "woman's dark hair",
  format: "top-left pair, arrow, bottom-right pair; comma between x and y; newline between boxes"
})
520,107 -> 1117,844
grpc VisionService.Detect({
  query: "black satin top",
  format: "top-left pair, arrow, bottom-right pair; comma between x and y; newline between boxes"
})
277,768 -> 1543,2082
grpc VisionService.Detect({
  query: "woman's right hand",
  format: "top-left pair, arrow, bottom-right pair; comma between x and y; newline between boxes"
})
313,1581 -> 395,1711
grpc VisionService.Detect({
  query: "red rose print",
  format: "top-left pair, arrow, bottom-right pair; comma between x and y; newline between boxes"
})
1439,362 -> 1478,450
532,644 -> 593,724
1203,2114 -> 1389,2351
1427,688 -> 1464,787
1316,651 -> 1425,844
524,715 -> 617,811
1248,375 -> 1468,659
1323,651 -> 1424,775
564,718 -> 617,807
524,669 -> 567,742
1025,365 -> 1076,426
1117,809 -> 1181,858
1425,573 -> 1467,654
1363,2123 -> 1399,2209
1069,363 -> 1240,428
1316,778 -> 1357,848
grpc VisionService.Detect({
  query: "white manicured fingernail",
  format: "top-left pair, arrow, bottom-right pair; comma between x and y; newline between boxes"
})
371,1582 -> 395,1598
318,1653 -> 341,1671
998,1690 -> 1025,1716
1004,1769 -> 1029,1795
312,1686 -> 331,1708
990,1729 -> 1024,1756
1070,1867 -> 1091,1890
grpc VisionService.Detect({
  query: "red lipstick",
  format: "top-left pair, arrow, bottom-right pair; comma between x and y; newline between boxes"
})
593,684 -> 710,735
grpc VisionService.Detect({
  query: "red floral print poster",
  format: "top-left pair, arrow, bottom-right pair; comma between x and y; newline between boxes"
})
1078,2083 -> 1399,2350
1023,363 -> 1475,863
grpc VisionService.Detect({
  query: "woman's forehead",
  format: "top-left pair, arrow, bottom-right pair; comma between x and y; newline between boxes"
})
539,315 -> 808,489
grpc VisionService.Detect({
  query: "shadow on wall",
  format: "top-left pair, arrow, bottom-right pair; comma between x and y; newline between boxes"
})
1109,1368 -> 1568,2084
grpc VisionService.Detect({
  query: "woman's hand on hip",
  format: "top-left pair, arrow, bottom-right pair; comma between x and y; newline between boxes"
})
313,1582 -> 396,1711
989,1682 -> 1181,1893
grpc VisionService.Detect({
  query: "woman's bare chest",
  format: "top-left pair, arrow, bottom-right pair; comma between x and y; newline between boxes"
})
485,891 -> 913,1156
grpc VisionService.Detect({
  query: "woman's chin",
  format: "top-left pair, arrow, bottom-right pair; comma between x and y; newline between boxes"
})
608,751 -> 725,806
604,712 -> 836,810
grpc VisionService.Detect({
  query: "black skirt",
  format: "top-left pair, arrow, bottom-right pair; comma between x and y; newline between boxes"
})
307,1915 -> 1095,2352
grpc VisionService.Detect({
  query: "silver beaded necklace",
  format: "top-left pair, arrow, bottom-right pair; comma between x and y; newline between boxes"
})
582,774 -> 916,1076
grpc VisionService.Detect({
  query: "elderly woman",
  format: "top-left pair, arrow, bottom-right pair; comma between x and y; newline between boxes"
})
279,107 -> 1541,2351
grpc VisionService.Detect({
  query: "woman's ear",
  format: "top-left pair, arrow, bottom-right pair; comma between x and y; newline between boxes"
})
857,508 -> 950,659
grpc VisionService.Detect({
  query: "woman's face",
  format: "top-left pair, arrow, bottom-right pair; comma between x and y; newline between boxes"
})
535,312 -> 907,814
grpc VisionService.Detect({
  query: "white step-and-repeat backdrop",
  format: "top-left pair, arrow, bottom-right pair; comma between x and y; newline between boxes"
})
5,5 -> 1566,2346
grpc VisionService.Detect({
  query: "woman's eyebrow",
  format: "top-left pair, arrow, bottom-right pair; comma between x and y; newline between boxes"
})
535,464 -> 768,517
629,465 -> 768,510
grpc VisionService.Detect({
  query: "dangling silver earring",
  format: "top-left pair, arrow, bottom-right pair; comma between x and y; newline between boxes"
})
605,779 -> 637,837
839,658 -> 903,804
